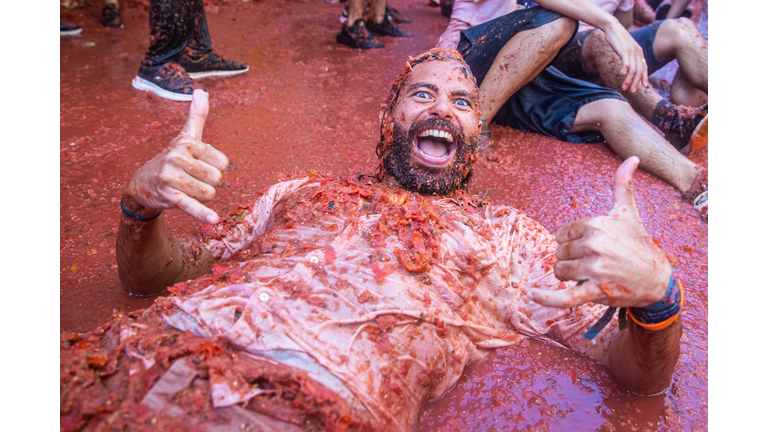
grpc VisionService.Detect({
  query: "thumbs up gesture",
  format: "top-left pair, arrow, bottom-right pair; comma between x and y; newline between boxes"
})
528,157 -> 672,309
122,90 -> 229,224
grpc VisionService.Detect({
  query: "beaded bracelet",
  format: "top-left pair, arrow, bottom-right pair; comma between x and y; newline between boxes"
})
627,267 -> 684,331
120,199 -> 163,222
582,264 -> 684,340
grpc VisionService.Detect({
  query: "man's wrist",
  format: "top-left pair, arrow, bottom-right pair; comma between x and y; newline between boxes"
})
597,13 -> 621,34
121,194 -> 162,221
627,265 -> 683,331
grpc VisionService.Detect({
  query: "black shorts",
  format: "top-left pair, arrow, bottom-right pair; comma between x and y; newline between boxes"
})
550,21 -> 669,85
458,6 -> 625,144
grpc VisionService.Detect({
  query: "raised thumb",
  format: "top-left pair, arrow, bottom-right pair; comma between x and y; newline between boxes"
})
609,156 -> 640,216
180,89 -> 209,139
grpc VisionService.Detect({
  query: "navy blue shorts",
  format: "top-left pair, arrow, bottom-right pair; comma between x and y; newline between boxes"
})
458,7 -> 625,144
550,21 -> 669,85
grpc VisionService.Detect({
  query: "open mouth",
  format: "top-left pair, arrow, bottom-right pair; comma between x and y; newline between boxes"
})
413,128 -> 457,167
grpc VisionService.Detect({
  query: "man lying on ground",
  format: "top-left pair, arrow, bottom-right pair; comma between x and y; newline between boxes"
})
61,50 -> 684,431
436,0 -> 707,221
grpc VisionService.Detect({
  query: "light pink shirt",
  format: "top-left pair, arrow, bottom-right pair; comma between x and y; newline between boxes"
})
436,0 -> 520,49
156,177 -> 612,430
580,0 -> 634,30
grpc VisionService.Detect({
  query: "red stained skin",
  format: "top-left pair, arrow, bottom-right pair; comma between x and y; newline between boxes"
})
61,1 -> 707,431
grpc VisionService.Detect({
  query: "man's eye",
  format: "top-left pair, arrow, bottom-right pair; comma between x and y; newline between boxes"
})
455,99 -> 469,107
415,91 -> 430,99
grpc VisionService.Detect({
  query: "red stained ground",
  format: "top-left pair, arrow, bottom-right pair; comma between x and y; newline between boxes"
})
60,1 -> 707,430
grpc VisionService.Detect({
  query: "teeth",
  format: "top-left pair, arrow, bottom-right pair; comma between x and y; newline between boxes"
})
418,129 -> 454,143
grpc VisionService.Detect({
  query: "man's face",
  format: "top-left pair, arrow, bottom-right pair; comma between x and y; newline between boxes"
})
383,60 -> 481,195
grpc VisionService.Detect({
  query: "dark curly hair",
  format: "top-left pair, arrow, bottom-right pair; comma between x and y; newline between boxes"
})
375,48 -> 480,177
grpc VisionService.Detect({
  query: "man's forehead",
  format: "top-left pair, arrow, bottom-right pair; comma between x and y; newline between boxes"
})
406,60 -> 475,91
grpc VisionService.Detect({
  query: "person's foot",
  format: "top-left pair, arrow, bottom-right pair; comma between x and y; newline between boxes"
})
178,51 -> 249,79
655,103 -> 708,154
60,21 -> 82,36
366,15 -> 412,38
682,167 -> 707,222
336,19 -> 384,49
132,62 -> 203,102
101,3 -> 123,29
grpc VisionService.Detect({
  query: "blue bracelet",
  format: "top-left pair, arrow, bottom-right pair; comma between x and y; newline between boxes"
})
628,266 -> 683,329
121,199 -> 163,222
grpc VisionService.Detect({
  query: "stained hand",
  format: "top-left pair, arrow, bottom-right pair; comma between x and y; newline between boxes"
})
527,157 -> 670,309
602,20 -> 648,93
122,90 -> 229,224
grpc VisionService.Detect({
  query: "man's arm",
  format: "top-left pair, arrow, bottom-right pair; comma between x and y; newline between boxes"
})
585,309 -> 681,394
527,157 -> 682,395
117,90 -> 229,295
534,0 -> 648,92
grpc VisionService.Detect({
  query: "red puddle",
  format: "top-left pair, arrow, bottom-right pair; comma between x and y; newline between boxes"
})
60,1 -> 707,430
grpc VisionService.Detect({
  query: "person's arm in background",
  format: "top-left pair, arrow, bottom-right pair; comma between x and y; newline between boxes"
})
117,90 -> 228,296
534,0 -> 648,92
614,7 -> 633,30
667,0 -> 692,19
528,157 -> 682,395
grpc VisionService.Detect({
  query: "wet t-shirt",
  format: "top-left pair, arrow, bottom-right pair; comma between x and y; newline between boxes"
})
161,173 -> 610,431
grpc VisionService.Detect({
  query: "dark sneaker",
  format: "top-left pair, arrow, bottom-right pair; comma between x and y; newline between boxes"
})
132,62 -> 202,102
440,0 -> 454,18
101,3 -> 123,29
366,15 -> 412,38
692,190 -> 707,222
336,19 -> 384,49
178,51 -> 249,79
386,6 -> 412,24
60,21 -> 82,36
655,4 -> 693,20
655,103 -> 708,154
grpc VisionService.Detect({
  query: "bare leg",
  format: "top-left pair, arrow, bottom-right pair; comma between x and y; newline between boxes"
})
370,0 -> 386,24
582,17 -> 707,120
653,18 -> 708,94
570,98 -> 699,192
347,0 -> 363,27
670,69 -> 707,106
478,18 -> 576,124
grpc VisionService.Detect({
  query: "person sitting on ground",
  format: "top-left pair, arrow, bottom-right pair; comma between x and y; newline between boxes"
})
61,49 -> 684,431
549,0 -> 708,149
437,0 -> 707,221
132,0 -> 249,102
337,0 -> 412,49
649,0 -> 706,106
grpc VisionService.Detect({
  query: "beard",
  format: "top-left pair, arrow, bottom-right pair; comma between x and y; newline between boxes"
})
382,117 -> 478,196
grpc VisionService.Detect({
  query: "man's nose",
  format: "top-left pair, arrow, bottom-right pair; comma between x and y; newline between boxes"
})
428,97 -> 453,120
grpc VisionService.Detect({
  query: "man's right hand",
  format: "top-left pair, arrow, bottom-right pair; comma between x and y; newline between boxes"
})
122,90 -> 229,225
601,17 -> 648,93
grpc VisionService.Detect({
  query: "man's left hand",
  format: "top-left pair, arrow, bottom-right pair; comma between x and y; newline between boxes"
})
528,156 -> 670,309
